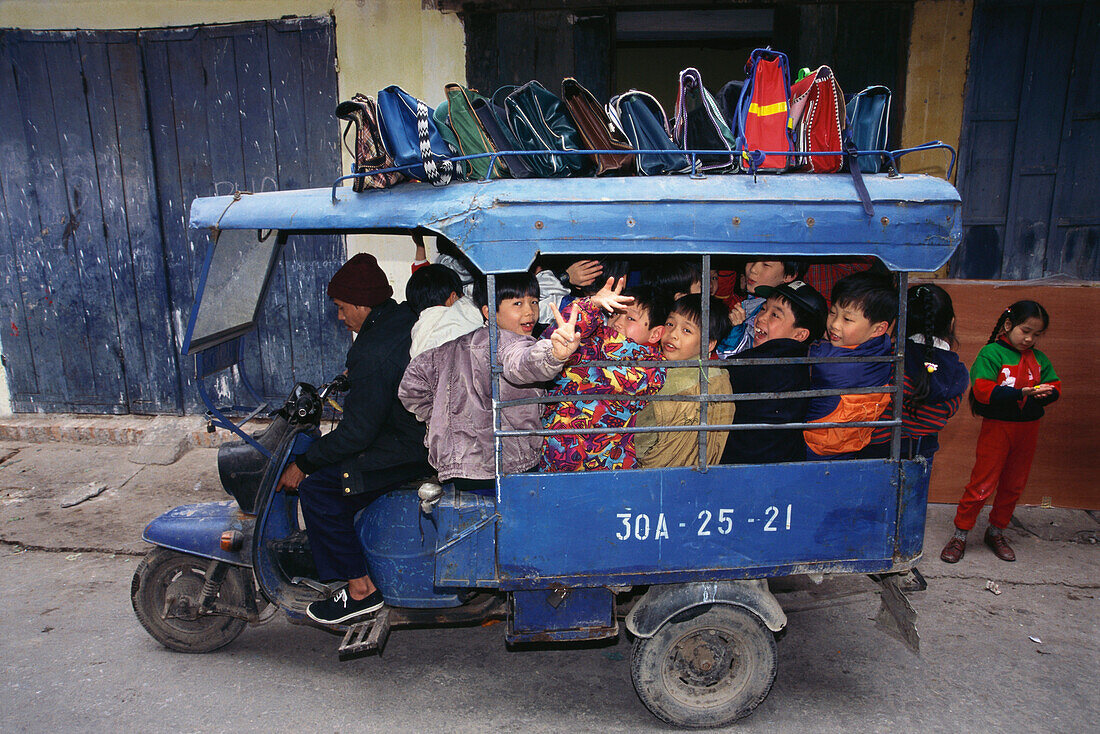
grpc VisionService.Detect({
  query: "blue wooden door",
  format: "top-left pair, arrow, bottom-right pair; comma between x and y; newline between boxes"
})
954,1 -> 1098,280
0,17 -> 345,414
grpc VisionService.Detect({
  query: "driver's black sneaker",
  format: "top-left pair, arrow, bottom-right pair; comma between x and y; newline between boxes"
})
306,589 -> 384,624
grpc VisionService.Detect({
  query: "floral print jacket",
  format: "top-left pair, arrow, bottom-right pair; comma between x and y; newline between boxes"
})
540,298 -> 665,471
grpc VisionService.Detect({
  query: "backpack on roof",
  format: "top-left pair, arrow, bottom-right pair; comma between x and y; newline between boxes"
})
502,81 -> 594,178
673,67 -> 737,172
469,96 -> 537,178
734,48 -> 794,172
334,93 -> 405,191
562,78 -> 635,176
377,85 -> 457,185
607,90 -> 691,175
434,83 -> 504,180
845,85 -> 892,173
788,65 -> 845,173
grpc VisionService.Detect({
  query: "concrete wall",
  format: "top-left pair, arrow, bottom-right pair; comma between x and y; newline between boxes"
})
0,0 -> 467,414
898,0 -> 973,182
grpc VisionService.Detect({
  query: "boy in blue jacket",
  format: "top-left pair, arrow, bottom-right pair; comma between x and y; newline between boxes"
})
804,271 -> 897,459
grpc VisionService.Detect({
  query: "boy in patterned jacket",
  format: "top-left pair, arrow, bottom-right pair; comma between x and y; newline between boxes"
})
541,279 -> 668,471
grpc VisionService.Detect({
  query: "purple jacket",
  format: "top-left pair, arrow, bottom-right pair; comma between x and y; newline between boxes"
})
399,326 -> 565,482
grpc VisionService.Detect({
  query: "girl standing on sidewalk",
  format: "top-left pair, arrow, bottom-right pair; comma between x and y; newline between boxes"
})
940,301 -> 1060,563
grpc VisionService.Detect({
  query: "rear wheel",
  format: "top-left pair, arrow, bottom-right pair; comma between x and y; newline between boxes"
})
631,605 -> 778,728
131,548 -> 249,653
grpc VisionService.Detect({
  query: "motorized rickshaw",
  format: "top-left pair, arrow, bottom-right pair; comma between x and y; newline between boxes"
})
131,150 -> 961,727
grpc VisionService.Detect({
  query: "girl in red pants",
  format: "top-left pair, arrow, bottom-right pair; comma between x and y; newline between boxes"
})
940,301 -> 1060,563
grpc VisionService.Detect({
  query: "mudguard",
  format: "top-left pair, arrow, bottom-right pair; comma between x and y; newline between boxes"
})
142,500 -> 254,567
626,579 -> 787,638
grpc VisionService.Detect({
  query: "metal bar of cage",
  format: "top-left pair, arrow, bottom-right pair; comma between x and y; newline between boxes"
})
330,142 -> 959,201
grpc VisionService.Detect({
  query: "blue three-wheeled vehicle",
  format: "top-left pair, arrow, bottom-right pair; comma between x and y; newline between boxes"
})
131,163 -> 960,727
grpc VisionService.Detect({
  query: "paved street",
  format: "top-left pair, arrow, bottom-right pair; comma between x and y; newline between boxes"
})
1,442 -> 1098,732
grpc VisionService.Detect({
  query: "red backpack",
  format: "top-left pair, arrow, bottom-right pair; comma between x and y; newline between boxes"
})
789,66 -> 846,173
734,48 -> 794,172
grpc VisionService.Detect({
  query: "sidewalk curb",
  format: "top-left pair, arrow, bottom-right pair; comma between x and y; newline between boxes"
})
0,414 -> 251,449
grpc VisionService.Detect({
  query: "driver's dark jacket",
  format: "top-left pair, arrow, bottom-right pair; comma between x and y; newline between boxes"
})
295,299 -> 429,494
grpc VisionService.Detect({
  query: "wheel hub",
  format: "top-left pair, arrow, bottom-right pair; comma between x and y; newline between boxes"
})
670,629 -> 739,690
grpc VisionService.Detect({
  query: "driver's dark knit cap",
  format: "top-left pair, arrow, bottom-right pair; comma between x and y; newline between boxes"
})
327,253 -> 393,307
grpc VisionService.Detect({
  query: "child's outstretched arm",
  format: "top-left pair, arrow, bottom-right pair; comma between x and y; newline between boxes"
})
499,305 -> 582,385
544,277 -> 631,344
548,302 -> 582,362
588,276 -> 634,314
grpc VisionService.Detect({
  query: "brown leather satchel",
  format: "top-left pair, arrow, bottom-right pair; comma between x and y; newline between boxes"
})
335,93 -> 405,191
561,78 -> 635,176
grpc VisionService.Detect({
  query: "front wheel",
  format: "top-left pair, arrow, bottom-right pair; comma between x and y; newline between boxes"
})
131,548 -> 249,653
631,605 -> 778,728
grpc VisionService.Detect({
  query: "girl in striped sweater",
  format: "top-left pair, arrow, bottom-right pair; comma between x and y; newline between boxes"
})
940,300 -> 1060,563
861,284 -> 969,460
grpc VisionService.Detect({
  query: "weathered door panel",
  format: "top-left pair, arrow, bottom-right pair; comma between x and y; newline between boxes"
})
0,18 -> 343,415
955,1 -> 1096,280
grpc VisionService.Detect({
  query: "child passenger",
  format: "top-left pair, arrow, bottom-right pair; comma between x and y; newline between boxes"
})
540,279 -> 667,472
640,260 -> 702,299
720,281 -> 827,465
940,300 -> 1060,563
716,259 -> 806,356
859,284 -> 969,460
398,273 -> 581,490
635,295 -> 734,468
803,271 -> 897,460
406,264 -> 484,359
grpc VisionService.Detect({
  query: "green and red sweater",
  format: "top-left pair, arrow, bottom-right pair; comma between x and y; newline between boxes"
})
970,339 -> 1060,422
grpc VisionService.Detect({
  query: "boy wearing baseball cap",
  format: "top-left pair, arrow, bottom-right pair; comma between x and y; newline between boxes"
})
720,280 -> 827,465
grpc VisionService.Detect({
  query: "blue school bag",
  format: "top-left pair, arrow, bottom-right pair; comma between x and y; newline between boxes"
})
845,85 -> 892,173
607,90 -> 691,175
377,85 -> 457,185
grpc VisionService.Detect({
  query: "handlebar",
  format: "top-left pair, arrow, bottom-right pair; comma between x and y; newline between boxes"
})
283,375 -> 350,425
319,373 -> 349,400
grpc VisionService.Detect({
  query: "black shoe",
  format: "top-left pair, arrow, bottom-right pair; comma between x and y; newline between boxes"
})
306,589 -> 384,624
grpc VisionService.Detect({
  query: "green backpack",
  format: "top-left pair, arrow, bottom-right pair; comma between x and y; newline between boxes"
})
433,83 -> 505,180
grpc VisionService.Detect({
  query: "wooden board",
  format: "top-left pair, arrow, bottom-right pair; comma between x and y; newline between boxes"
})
923,280 -> 1100,510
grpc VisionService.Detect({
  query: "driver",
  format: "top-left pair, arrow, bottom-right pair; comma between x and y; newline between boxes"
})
276,253 -> 430,625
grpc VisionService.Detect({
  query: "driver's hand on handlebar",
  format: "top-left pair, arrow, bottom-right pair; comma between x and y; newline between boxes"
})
276,462 -> 306,494
548,303 -> 582,362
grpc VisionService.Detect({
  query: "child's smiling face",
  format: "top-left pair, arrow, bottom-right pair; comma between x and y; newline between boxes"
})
826,301 -> 889,347
608,304 -> 659,345
753,296 -> 809,347
660,311 -> 715,361
493,295 -> 539,336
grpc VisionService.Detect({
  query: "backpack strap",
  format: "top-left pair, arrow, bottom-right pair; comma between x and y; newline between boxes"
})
416,99 -> 454,186
845,136 -> 875,216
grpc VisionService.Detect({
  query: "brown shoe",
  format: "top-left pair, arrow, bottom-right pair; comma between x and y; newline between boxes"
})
984,528 -> 1016,562
940,536 -> 966,563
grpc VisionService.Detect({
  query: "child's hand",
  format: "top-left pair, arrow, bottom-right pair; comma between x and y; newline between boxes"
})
589,276 -> 634,314
1024,383 -> 1055,399
728,303 -> 746,327
412,233 -> 427,261
549,302 -> 582,361
566,260 -> 603,288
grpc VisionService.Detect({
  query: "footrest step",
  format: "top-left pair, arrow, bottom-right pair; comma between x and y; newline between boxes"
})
338,608 -> 391,660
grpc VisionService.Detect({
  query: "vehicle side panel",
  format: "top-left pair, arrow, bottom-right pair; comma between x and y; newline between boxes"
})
496,460 -> 906,589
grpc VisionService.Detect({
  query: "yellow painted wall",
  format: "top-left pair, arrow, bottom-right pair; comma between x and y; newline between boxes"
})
0,0 -> 468,292
899,0 -> 973,182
